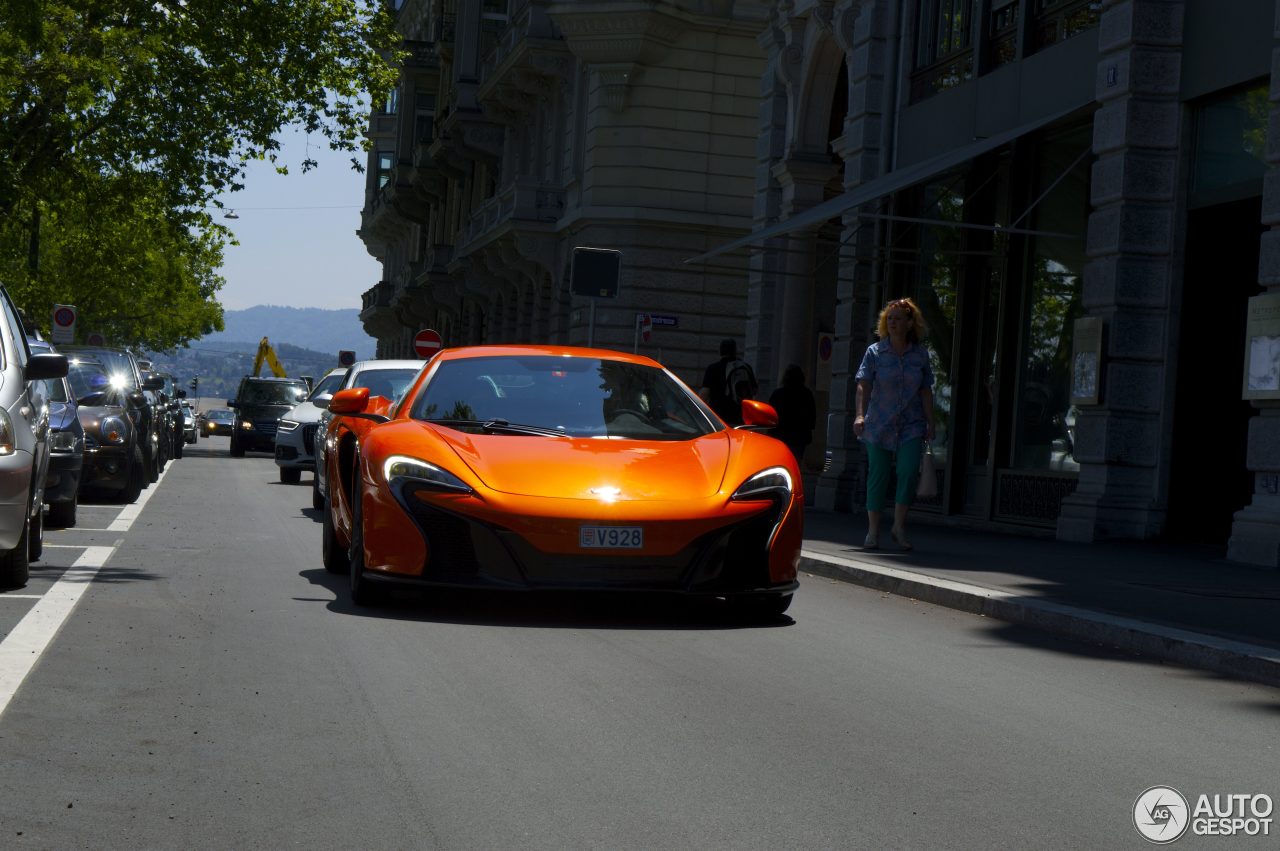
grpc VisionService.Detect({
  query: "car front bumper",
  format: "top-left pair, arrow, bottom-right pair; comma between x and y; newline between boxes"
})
81,445 -> 132,492
45,452 -> 84,505
274,422 -> 319,470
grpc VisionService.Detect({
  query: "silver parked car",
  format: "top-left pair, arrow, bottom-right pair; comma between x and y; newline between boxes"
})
0,287 -> 69,587
312,359 -> 425,511
273,368 -> 346,485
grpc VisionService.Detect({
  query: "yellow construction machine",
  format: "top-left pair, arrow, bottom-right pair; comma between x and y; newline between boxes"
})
252,337 -> 287,378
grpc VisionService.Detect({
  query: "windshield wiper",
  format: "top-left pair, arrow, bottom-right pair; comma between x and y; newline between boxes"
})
430,418 -> 569,438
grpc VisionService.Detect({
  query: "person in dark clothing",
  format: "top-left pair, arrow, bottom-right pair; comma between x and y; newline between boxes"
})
699,338 -> 757,425
768,363 -> 817,464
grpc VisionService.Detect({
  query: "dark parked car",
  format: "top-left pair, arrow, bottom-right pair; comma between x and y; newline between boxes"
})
62,346 -> 164,484
66,356 -> 148,504
0,287 -> 67,588
30,340 -> 83,527
227,376 -> 309,457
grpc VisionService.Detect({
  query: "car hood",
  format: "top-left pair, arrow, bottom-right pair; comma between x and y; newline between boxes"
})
283,401 -> 325,424
238,404 -> 294,418
435,428 -> 731,500
49,401 -> 79,431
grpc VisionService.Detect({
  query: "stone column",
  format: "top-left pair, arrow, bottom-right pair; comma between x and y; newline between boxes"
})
1228,1 -> 1280,565
816,0 -> 887,513
1057,0 -> 1185,542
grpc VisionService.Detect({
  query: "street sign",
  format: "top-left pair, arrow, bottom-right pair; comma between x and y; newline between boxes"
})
640,314 -> 652,343
51,304 -> 76,344
636,313 -> 678,328
338,350 -> 356,367
413,328 -> 443,358
570,247 -> 622,298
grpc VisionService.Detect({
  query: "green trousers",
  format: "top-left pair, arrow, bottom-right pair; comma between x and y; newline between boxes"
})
865,438 -> 923,512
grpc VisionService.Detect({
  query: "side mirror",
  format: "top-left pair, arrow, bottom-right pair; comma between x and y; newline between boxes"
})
227,400 -> 237,408
142,373 -> 164,391
740,399 -> 778,429
176,389 -> 187,399
328,387 -> 371,415
25,352 -> 68,382
312,393 -> 334,409
127,390 -> 146,407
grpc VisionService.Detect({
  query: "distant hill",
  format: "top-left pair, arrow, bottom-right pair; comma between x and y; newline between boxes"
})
144,306 -> 379,398
204,305 -> 377,361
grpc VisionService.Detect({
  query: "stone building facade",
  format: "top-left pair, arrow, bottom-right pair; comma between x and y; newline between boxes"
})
360,0 -> 1280,564
358,0 -> 769,384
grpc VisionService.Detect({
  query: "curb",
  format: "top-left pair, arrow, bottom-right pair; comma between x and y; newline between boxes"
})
799,549 -> 1280,689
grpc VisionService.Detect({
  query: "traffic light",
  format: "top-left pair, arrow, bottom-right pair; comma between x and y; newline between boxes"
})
189,377 -> 199,394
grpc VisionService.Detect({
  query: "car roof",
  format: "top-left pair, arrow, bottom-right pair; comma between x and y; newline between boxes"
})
348,359 -> 427,372
241,376 -> 307,383
429,345 -> 663,368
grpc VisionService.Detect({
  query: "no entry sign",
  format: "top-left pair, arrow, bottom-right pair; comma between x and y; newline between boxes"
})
413,328 -> 443,358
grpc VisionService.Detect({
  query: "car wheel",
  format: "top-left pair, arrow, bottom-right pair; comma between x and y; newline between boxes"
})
48,495 -> 77,528
348,472 -> 383,606
230,433 -> 245,458
728,593 -> 793,621
147,441 -> 160,482
120,446 -> 145,503
311,474 -> 324,511
27,500 -> 43,563
0,509 -> 30,589
280,467 -> 301,485
173,436 -> 183,459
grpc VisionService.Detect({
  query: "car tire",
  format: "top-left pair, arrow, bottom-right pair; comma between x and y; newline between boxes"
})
0,509 -> 31,589
120,446 -> 146,503
728,593 -> 793,621
147,441 -> 160,482
48,495 -> 76,528
27,500 -> 42,563
348,472 -> 383,606
173,436 -> 183,459
280,467 -> 301,485
311,474 -> 324,511
230,434 -> 245,458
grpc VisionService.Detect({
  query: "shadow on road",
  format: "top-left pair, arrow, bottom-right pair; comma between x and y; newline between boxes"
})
299,567 -> 794,631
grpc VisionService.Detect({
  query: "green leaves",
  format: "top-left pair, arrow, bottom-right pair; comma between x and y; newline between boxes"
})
0,0 -> 403,346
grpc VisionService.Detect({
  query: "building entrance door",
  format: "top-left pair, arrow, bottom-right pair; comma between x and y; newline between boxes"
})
1167,197 -> 1261,543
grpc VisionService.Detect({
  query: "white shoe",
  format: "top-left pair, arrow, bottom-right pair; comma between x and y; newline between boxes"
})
863,533 -> 878,550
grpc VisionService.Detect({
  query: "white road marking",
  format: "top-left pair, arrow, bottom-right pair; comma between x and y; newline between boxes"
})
0,546 -> 115,718
0,595 -> 42,599
106,463 -> 169,532
41,544 -> 85,549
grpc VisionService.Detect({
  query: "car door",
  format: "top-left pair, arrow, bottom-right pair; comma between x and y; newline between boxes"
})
0,288 -> 47,505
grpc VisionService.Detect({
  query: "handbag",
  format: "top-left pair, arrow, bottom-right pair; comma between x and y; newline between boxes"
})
916,442 -> 938,498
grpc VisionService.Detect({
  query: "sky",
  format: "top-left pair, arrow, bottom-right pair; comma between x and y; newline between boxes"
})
214,127 -> 381,312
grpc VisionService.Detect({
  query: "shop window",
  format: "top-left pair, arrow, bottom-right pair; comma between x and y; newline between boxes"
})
911,0 -> 975,101
1013,130 -> 1090,472
1191,83 -> 1268,208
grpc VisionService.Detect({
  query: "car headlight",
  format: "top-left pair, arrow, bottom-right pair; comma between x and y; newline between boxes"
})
50,430 -> 78,452
731,467 -> 793,501
100,415 -> 127,444
0,409 -> 13,455
277,419 -> 299,432
240,420 -> 254,430
383,455 -> 473,494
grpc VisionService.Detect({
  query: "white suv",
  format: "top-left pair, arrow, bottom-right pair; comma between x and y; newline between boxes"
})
0,286 -> 68,588
274,368 -> 347,485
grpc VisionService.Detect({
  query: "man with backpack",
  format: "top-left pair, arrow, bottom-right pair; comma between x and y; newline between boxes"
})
699,338 -> 758,426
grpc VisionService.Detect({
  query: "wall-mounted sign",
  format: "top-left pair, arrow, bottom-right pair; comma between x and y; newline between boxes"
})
1243,291 -> 1280,400
1070,316 -> 1104,406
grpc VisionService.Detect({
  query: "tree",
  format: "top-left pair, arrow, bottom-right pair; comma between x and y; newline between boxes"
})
0,0 -> 402,343
1,169 -> 226,350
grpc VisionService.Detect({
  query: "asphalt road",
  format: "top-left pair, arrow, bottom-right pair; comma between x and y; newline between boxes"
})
0,436 -> 1276,849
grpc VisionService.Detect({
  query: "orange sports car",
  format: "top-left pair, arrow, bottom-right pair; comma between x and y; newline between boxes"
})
320,345 -> 803,617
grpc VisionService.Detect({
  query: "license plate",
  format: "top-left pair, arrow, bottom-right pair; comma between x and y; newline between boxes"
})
579,526 -> 643,549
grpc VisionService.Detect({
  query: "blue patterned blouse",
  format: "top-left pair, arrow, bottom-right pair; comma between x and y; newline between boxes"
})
855,339 -> 935,450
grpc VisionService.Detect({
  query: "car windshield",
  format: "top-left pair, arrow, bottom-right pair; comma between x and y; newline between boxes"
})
209,409 -> 234,422
239,382 -> 308,405
309,372 -> 346,400
348,368 -> 420,402
68,349 -> 137,390
411,356 -> 714,440
67,359 -> 126,404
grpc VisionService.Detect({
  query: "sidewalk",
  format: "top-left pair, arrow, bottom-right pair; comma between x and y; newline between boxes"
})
798,510 -> 1280,688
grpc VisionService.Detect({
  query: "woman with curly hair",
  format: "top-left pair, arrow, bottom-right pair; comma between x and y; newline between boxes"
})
853,297 -> 936,550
